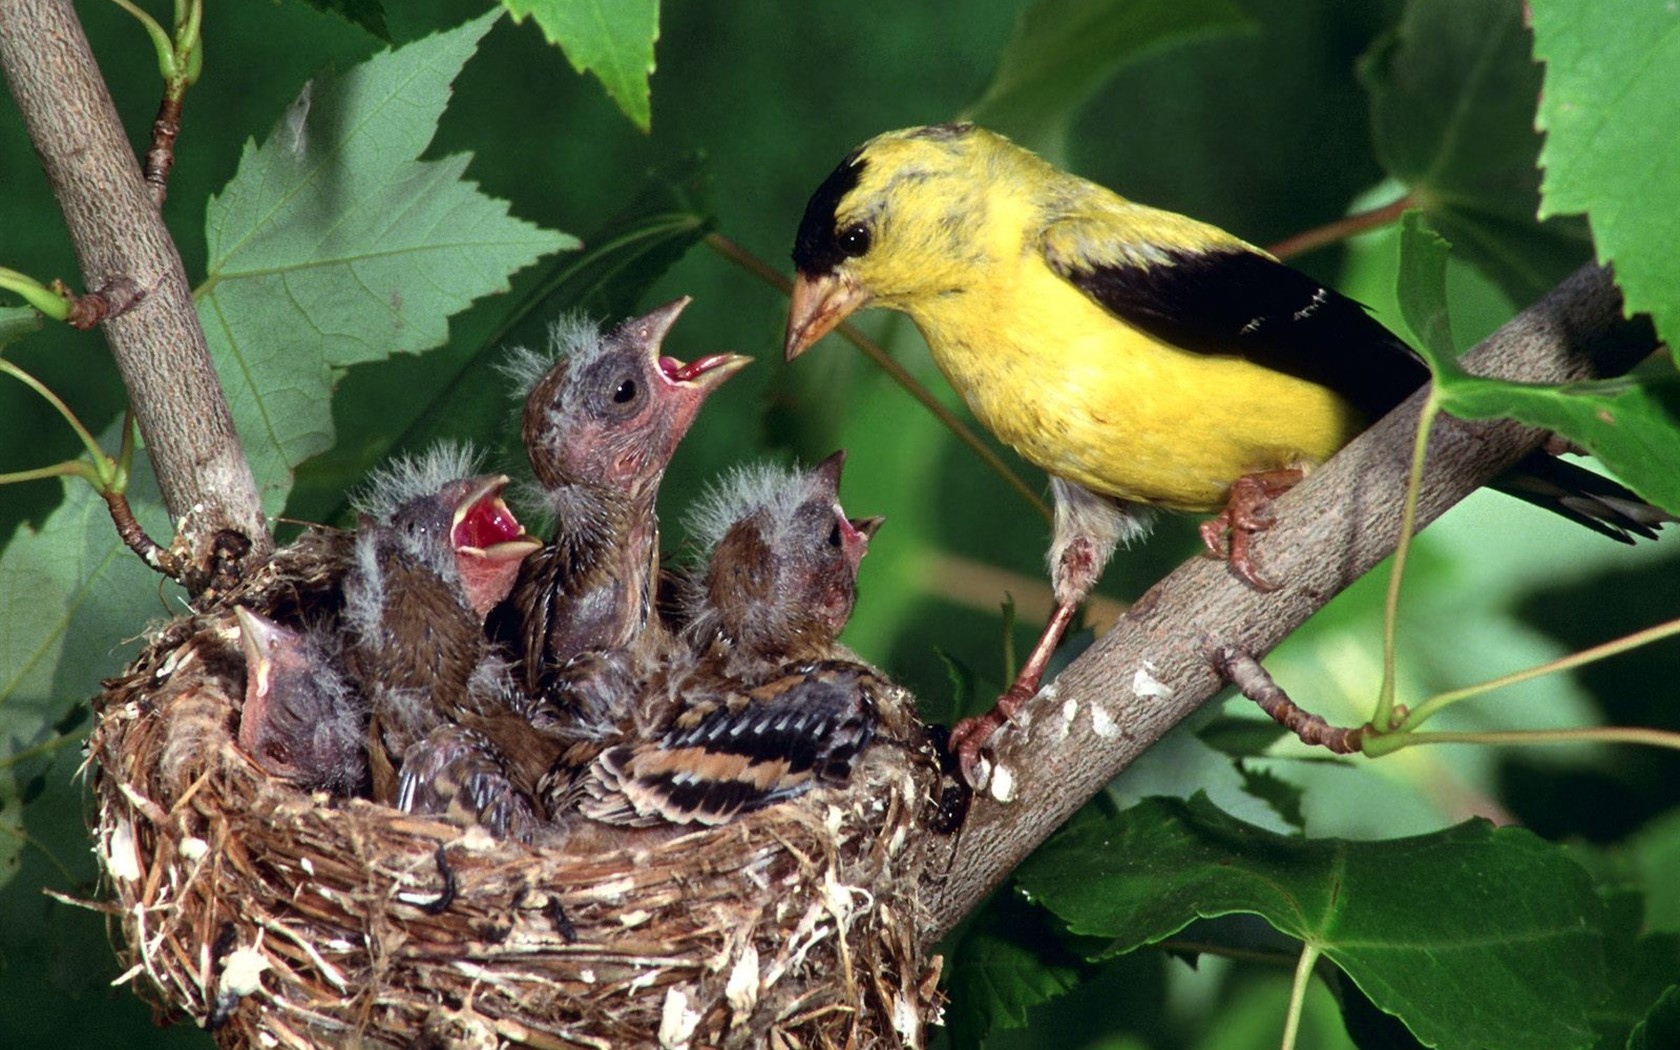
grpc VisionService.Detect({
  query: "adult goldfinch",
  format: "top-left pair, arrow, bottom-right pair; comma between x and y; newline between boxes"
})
784,122 -> 1666,779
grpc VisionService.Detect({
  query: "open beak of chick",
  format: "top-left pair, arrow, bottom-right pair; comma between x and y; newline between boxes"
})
784,272 -> 871,361
810,449 -> 882,572
623,297 -> 754,396
646,296 -> 753,396
445,474 -> 542,618
234,606 -> 306,780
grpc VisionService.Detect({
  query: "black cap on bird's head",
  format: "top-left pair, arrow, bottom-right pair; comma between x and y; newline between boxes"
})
513,298 -> 751,496
786,123 -> 985,361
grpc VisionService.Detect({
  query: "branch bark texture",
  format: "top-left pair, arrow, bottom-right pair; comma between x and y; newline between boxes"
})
0,0 -> 269,585
924,264 -> 1655,938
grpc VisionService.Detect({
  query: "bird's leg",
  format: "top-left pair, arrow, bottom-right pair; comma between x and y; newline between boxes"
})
1198,467 -> 1305,591
948,481 -> 1148,788
947,599 -> 1081,784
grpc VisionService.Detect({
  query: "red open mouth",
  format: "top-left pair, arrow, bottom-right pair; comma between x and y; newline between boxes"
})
451,477 -> 540,559
660,352 -> 748,384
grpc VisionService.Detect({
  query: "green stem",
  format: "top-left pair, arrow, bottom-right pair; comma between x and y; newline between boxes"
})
1374,388 -> 1440,731
0,460 -> 102,486
0,726 -> 85,773
173,0 -> 203,86
0,266 -> 70,321
115,409 -> 138,490
0,359 -> 114,483
704,231 -> 1051,521
1280,941 -> 1322,1050
107,0 -> 178,79
1368,725 -> 1680,757
1397,616 -> 1680,732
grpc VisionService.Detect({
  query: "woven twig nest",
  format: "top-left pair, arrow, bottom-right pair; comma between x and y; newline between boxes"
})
88,536 -> 946,1048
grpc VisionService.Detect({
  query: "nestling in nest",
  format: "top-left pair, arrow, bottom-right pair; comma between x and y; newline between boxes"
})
86,303 -> 952,1048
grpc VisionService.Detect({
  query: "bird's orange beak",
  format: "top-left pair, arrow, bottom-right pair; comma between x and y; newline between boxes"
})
784,272 -> 871,361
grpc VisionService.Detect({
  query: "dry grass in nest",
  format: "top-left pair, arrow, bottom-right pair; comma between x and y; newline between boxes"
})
86,538 -> 947,1048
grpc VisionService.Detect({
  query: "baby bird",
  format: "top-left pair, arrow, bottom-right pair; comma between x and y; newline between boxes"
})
677,449 -> 881,680
396,720 -> 543,841
552,453 -> 889,833
576,661 -> 888,828
490,298 -> 751,697
340,444 -> 542,803
784,122 -> 1670,779
234,606 -> 366,795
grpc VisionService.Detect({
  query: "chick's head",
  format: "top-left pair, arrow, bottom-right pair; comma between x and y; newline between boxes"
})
510,299 -> 750,499
683,451 -> 880,663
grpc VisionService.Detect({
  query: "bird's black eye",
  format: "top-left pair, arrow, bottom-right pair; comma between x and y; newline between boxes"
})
837,222 -> 871,258
612,378 -> 639,404
827,520 -> 843,548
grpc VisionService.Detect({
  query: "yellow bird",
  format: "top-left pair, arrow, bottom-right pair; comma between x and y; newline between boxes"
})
783,122 -> 1666,778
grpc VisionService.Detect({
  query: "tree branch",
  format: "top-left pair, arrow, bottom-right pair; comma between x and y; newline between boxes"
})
0,0 -> 269,592
923,263 -> 1656,938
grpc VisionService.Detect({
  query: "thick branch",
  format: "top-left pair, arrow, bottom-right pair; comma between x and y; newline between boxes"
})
924,264 -> 1655,938
0,0 -> 269,589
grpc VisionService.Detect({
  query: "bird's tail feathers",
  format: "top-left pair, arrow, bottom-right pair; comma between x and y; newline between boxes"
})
1495,451 -> 1673,544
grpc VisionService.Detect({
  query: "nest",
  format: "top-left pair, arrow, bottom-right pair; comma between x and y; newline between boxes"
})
88,537 -> 947,1048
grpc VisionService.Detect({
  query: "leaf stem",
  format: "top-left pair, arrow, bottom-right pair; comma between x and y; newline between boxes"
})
1398,615 -> 1680,732
1267,193 -> 1416,261
0,265 -> 71,321
1373,388 -> 1440,732
0,358 -> 113,481
1279,941 -> 1322,1050
1369,725 -> 1680,755
106,0 -> 176,78
703,231 -> 1051,521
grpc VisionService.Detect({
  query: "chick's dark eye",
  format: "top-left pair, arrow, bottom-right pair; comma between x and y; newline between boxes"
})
612,378 -> 638,404
827,520 -> 843,548
837,223 -> 871,258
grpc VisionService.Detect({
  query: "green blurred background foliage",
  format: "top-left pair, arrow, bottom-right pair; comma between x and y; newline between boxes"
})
2,0 -> 1677,1046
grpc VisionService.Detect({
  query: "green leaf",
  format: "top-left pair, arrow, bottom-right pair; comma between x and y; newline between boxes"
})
504,0 -> 659,132
1428,372 -> 1680,517
199,10 -> 574,515
1629,986 -> 1680,1050
0,447 -> 174,886
294,0 -> 389,40
1532,0 -> 1680,355
285,160 -> 712,527
1196,715 -> 1289,759
967,0 -> 1253,160
942,891 -> 1089,1046
1395,211 -> 1680,517
1361,0 -> 1590,304
1235,764 -> 1305,831
1395,210 -> 1456,359
1018,796 -> 1607,1050
0,306 -> 42,351
1586,894 -> 1680,1050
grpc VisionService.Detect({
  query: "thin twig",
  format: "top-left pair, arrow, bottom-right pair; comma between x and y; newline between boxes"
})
1266,194 -> 1416,260
0,0 -> 270,589
1207,645 -> 1365,754
102,488 -> 183,577
704,231 -> 1051,521
144,92 -> 183,203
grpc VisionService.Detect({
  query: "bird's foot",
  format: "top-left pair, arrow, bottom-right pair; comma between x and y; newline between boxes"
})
1199,469 -> 1304,591
947,680 -> 1036,789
